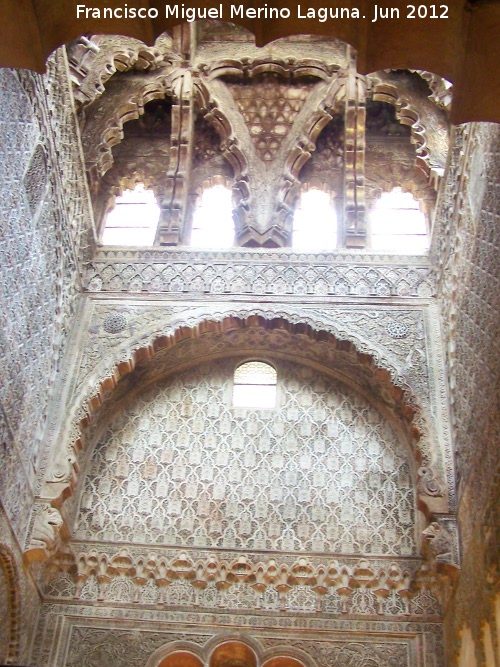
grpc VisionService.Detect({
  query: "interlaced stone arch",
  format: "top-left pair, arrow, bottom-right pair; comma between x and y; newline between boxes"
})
368,71 -> 449,185
82,72 -> 177,183
67,34 -> 177,107
203,61 -> 348,246
202,57 -> 336,83
277,74 -> 347,246
81,68 -> 248,189
74,40 -> 450,249
193,76 -> 248,181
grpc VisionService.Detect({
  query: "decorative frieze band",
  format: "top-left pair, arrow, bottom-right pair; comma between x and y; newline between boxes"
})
33,607 -> 444,667
85,249 -> 434,298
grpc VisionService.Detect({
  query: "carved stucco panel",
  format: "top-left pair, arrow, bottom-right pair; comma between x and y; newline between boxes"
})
0,558 -> 11,663
65,627 -> 210,667
36,298 -> 453,533
433,123 -> 500,665
434,123 -> 500,539
263,637 -> 411,667
48,301 -> 422,470
73,301 -> 431,399
85,250 -> 435,298
72,358 -> 418,555
0,52 -> 90,543
42,545 -> 443,621
32,608 -> 444,667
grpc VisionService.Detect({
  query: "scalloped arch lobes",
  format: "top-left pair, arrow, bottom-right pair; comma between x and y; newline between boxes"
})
79,316 -> 423,454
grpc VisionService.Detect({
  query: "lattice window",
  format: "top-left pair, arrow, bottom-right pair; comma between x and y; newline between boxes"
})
292,187 -> 337,250
101,184 -> 160,246
190,179 -> 234,248
233,361 -> 277,409
369,187 -> 428,253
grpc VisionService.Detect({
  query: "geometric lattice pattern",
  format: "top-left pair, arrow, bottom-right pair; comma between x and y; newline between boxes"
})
234,360 -> 277,384
0,67 -> 80,540
75,358 -> 416,555
227,76 -> 316,160
85,251 -> 434,298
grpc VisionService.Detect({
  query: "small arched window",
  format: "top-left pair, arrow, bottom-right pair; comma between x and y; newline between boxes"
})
292,187 -> 337,250
233,361 -> 277,409
158,652 -> 203,667
101,183 -> 160,246
369,187 -> 428,253
190,181 -> 234,248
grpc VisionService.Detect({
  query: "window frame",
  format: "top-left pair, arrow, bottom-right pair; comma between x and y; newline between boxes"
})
100,182 -> 160,247
368,186 -> 429,254
231,359 -> 278,410
292,182 -> 339,251
189,176 -> 235,249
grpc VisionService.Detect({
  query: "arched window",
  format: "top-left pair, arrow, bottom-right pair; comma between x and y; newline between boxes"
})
101,183 -> 160,246
369,187 -> 428,253
190,180 -> 234,248
233,361 -> 277,409
263,659 -> 305,667
158,652 -> 203,667
292,187 -> 337,250
210,641 -> 257,667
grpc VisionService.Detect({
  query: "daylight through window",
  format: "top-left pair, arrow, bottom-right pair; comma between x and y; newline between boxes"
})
370,187 -> 428,253
191,184 -> 234,248
101,184 -> 160,246
233,361 -> 277,409
292,188 -> 337,250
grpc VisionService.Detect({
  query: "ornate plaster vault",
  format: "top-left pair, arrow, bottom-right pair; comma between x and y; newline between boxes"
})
0,17 -> 499,667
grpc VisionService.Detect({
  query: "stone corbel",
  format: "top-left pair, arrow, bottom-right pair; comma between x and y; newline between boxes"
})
41,447 -> 79,503
25,501 -> 67,563
422,515 -> 460,571
232,175 -> 250,243
66,35 -> 100,95
416,466 -> 438,495
417,465 -> 447,505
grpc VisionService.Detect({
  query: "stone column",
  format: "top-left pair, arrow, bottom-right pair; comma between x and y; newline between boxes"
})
344,49 -> 367,248
157,25 -> 194,245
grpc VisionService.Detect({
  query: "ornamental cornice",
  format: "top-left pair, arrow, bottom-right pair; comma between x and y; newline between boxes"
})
42,545 -> 442,620
35,600 -> 447,633
92,247 -> 433,263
